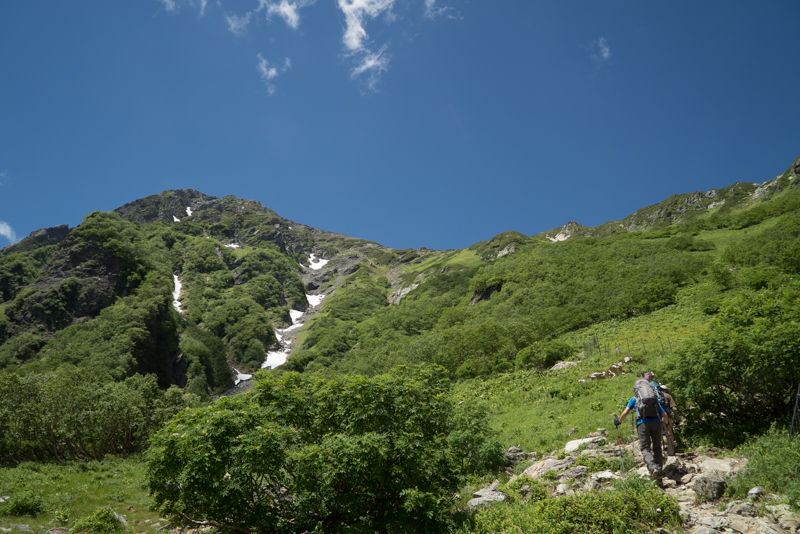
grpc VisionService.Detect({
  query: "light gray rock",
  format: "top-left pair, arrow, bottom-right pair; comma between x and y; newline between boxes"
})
591,470 -> 619,481
680,473 -> 695,485
557,466 -> 589,481
698,516 -> 728,530
725,501 -> 756,516
748,486 -> 765,500
556,483 -> 570,495
699,458 -> 734,474
551,361 -> 578,371
467,486 -> 510,509
564,437 -> 605,454
114,513 -> 128,526
694,472 -> 726,500
584,479 -> 602,491
692,527 -> 719,534
521,457 -> 575,479
661,478 -> 677,489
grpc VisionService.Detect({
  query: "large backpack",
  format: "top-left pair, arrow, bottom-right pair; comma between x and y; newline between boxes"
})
650,381 -> 669,413
633,379 -> 659,420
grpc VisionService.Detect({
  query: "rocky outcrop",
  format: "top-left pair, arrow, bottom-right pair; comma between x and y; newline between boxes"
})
0,225 -> 71,255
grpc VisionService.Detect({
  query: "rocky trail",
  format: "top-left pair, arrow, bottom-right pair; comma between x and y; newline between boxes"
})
468,432 -> 799,534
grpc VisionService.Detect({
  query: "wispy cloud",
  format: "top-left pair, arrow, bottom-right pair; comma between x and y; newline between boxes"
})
159,0 -> 208,15
225,12 -> 252,35
424,0 -> 454,21
591,37 -> 611,62
257,54 -> 292,95
337,0 -> 395,90
266,0 -> 316,29
0,221 -> 17,245
0,170 -> 6,186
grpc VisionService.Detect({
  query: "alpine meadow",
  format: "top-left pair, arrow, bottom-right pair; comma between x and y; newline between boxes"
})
1,154 -> 800,533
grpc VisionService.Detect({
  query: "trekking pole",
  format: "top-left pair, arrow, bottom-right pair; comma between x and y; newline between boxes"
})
613,414 -> 625,473
791,383 -> 800,439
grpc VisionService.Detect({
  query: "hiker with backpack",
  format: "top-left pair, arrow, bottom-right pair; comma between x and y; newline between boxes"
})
614,378 -> 665,477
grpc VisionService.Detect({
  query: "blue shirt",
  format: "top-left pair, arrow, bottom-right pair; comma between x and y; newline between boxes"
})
627,397 -> 663,426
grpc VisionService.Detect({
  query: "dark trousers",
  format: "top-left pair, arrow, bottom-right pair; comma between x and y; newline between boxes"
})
637,421 -> 663,473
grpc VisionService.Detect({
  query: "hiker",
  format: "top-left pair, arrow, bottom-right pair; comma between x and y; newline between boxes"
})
651,380 -> 677,455
615,379 -> 665,477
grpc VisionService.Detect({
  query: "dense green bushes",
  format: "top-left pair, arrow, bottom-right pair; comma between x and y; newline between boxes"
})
0,371 -> 200,463
667,278 -> 800,445
146,366 -> 502,534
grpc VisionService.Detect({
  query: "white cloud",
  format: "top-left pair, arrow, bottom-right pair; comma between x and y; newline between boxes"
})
0,170 -> 6,186
159,0 -> 207,15
350,44 -> 390,91
337,0 -> 394,52
592,37 -> 611,62
257,54 -> 292,95
266,0 -> 300,28
424,0 -> 452,20
226,12 -> 252,35
0,221 -> 17,245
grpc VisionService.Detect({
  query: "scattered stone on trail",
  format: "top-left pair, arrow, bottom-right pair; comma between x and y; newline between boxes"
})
468,483 -> 510,509
662,478 -> 677,489
564,436 -> 605,454
557,466 -> 588,481
590,470 -> 618,481
550,361 -> 577,371
698,457 -> 736,474
694,471 -> 727,501
725,501 -> 757,516
503,445 -> 530,464
766,504 -> 800,531
520,457 -> 575,479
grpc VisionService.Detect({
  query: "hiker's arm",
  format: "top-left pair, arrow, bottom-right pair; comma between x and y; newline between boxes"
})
618,406 -> 631,424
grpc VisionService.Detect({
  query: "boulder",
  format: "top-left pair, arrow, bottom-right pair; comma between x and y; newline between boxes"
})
564,437 -> 605,454
699,458 -> 735,474
692,527 -> 720,534
555,483 -> 570,495
557,466 -> 589,481
503,446 -> 530,464
584,479 -> 602,491
694,472 -> 726,500
747,486 -> 765,500
551,361 -> 578,371
521,457 -> 575,479
468,485 -> 510,509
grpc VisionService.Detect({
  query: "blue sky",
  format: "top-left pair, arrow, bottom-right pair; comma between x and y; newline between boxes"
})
1,1 -> 799,250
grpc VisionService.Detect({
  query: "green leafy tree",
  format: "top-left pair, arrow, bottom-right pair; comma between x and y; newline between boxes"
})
667,279 -> 800,445
146,365 -> 502,533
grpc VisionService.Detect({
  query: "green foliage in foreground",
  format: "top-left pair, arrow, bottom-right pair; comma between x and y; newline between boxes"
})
0,371 -> 201,463
457,475 -> 681,534
71,506 -> 128,534
726,427 -> 800,509
0,456 -> 163,532
667,278 -> 800,445
146,366 -> 503,534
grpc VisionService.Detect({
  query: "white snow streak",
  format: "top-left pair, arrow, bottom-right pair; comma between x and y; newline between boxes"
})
261,295 -> 323,370
185,207 -> 193,216
225,243 -> 240,249
172,275 -> 183,313
173,216 -> 181,222
306,293 -> 325,307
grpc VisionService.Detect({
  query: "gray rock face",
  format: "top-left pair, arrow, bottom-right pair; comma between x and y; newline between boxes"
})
467,485 -> 510,509
557,466 -> 589,481
503,446 -> 530,464
521,457 -> 575,479
693,472 -> 726,501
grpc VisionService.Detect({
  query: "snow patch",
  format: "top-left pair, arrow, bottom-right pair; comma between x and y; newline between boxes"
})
548,232 -> 569,243
232,367 -> 252,385
306,293 -> 325,307
262,301 -> 310,370
185,207 -> 193,216
172,275 -> 183,313
225,244 -> 240,249
173,216 -> 181,222
308,254 -> 329,270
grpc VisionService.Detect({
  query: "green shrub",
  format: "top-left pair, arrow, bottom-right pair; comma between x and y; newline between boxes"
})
71,506 -> 128,534
0,490 -> 45,517
458,480 -> 680,534
725,427 -> 800,510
